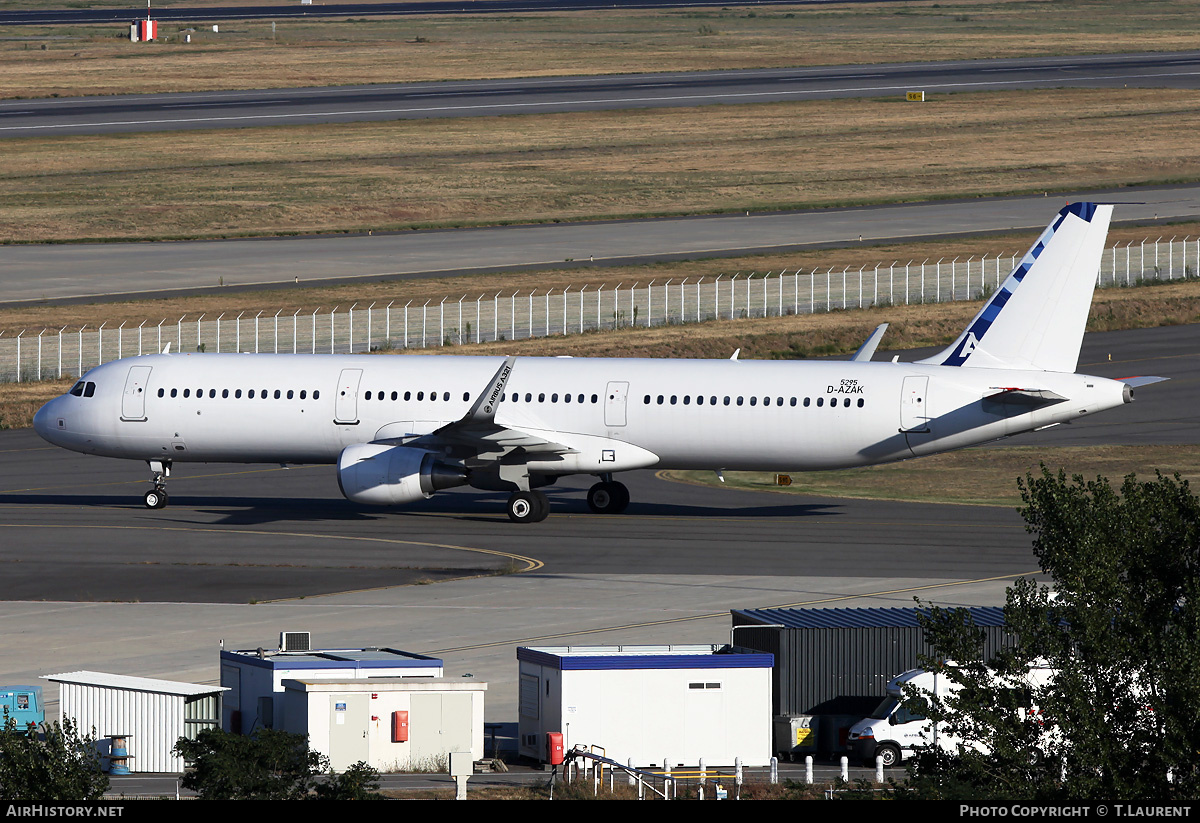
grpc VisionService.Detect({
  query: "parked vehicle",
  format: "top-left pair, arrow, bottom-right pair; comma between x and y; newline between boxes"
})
847,665 -> 1054,767
0,686 -> 44,730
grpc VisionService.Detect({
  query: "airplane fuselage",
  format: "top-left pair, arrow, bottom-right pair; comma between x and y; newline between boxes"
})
34,352 -> 1128,473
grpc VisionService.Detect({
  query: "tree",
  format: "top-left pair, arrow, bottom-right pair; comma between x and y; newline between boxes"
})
0,716 -> 109,800
902,469 -> 1200,800
173,728 -> 382,800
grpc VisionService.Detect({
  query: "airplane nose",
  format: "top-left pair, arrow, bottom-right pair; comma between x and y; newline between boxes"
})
32,398 -> 60,444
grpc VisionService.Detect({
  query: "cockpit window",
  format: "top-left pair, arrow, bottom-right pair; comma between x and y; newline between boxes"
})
69,382 -> 84,396
83,382 -> 96,397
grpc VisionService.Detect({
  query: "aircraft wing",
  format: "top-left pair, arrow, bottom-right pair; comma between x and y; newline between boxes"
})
373,356 -> 579,458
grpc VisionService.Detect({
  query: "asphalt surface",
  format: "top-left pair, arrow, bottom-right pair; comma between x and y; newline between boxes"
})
0,0 -> 901,27
5,183 -> 1200,305
0,323 -> 1194,728
5,51 -> 1200,137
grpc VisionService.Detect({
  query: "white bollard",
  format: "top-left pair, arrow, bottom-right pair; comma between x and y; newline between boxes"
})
840,755 -> 849,782
805,755 -> 814,784
876,755 -> 885,782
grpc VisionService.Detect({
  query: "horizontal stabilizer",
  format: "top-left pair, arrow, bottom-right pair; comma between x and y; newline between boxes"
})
1120,375 -> 1170,388
985,387 -> 1068,408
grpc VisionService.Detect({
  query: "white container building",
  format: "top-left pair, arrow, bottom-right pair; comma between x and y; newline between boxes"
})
220,641 -> 443,734
281,678 -> 487,772
517,644 -> 774,767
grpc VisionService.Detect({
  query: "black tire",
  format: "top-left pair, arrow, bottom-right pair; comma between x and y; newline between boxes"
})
507,491 -> 549,523
876,744 -> 901,769
587,481 -> 630,514
143,489 -> 167,509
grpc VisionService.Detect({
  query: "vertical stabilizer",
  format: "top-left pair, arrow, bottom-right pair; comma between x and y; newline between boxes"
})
917,203 -> 1112,373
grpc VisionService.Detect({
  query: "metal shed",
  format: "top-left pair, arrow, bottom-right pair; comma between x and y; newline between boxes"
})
730,607 -> 1014,757
43,670 -> 226,774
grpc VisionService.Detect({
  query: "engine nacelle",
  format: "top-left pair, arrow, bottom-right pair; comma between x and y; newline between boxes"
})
337,443 -> 467,506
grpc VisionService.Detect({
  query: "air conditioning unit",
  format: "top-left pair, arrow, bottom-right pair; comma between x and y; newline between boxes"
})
279,631 -> 311,652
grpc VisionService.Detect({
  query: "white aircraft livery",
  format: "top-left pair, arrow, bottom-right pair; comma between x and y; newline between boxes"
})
33,203 -> 1165,522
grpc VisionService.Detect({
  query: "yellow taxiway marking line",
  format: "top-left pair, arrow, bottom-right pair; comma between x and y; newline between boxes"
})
425,573 -> 1034,654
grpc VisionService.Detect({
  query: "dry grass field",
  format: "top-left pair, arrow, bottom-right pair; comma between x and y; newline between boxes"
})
4,88 -> 1200,242
0,1 -> 1196,98
666,444 -> 1200,507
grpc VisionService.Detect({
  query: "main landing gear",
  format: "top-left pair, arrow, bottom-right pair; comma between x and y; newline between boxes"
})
587,478 -> 630,514
144,459 -> 171,509
507,490 -> 550,523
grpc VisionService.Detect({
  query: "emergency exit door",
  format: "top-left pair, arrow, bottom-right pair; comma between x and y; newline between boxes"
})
604,381 -> 629,427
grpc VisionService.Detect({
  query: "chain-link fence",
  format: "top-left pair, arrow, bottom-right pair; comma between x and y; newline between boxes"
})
3,235 -> 1196,383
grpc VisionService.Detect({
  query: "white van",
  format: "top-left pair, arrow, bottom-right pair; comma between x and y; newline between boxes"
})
847,664 -> 1054,768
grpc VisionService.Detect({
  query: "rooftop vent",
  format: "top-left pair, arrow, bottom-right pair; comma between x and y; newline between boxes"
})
279,632 -> 311,652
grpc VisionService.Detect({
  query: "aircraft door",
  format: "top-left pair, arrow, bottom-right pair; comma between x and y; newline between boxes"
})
120,365 -> 152,421
334,368 -> 363,424
604,381 -> 629,427
900,375 -> 930,433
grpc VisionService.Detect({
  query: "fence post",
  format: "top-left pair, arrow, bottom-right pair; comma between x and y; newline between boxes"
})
195,314 -> 203,354
98,322 -> 105,366
421,300 -> 429,348
952,256 -> 959,301
348,303 -> 357,353
368,302 -> 375,351
213,315 -> 220,354
58,326 -> 65,378
579,285 -> 587,332
935,258 -> 942,303
459,296 -> 465,344
234,313 -> 241,353
330,306 -> 337,355
440,298 -> 446,346
36,330 -> 43,381
312,308 -> 319,354
15,331 -> 22,382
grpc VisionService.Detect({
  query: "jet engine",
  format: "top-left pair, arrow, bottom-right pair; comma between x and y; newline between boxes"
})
337,443 -> 468,506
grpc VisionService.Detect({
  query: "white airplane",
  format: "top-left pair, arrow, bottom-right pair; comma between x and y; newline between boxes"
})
33,203 -> 1164,522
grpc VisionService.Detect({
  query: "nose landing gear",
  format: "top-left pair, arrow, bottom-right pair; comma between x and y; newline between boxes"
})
144,459 -> 171,509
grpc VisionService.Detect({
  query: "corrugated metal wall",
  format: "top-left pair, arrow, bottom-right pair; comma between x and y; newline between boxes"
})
733,624 -> 1014,716
60,684 -> 186,773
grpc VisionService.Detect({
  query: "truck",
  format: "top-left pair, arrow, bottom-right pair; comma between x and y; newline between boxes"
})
0,685 -> 44,731
847,664 -> 1055,768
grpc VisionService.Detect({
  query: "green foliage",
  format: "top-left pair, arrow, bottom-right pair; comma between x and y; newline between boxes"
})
902,469 -> 1200,800
174,728 -> 383,800
313,760 -> 385,800
0,716 -> 109,801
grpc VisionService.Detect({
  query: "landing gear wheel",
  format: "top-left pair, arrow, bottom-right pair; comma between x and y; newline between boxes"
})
143,488 -> 168,509
507,490 -> 549,523
587,481 -> 630,514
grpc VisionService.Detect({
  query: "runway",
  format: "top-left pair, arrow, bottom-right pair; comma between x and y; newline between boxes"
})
0,324 -> 1194,720
5,51 -> 1200,138
5,183 -> 1200,305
